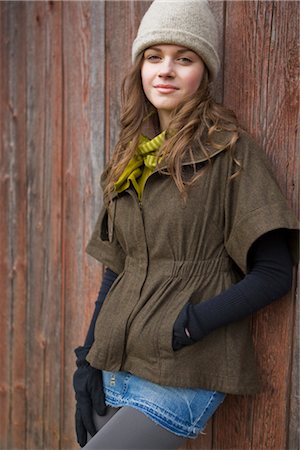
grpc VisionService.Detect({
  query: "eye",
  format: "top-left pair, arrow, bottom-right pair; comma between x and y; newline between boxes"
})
177,57 -> 193,64
145,54 -> 161,62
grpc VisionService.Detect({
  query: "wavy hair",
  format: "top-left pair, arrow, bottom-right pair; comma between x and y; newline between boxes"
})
103,54 -> 240,203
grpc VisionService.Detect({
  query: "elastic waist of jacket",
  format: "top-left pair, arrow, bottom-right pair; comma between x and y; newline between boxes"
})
123,256 -> 232,278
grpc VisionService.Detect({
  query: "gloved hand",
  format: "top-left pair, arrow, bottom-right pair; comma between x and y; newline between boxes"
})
172,230 -> 294,352
172,303 -> 196,351
73,346 -> 106,447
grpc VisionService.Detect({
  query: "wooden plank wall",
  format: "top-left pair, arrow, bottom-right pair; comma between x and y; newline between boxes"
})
0,1 -> 298,449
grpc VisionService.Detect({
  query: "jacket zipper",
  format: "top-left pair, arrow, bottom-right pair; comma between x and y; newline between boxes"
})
120,194 -> 148,371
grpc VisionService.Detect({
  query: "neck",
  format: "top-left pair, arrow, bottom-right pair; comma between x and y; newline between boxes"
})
158,110 -> 171,131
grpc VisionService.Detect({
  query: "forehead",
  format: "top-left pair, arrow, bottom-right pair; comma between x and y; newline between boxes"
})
145,44 -> 197,55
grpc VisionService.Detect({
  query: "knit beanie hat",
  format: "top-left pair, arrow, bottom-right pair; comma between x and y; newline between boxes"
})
132,0 -> 220,81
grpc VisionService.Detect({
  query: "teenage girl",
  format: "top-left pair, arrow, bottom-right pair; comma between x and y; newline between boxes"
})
73,1 -> 299,448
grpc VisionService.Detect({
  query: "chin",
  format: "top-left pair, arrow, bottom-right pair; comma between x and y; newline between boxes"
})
154,101 -> 179,111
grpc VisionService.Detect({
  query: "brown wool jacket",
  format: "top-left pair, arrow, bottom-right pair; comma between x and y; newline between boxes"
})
86,129 -> 299,395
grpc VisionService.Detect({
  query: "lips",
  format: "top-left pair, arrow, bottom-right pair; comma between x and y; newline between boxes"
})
153,84 -> 179,93
154,84 -> 179,89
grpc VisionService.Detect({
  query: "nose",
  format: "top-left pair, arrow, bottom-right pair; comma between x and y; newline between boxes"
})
158,58 -> 175,78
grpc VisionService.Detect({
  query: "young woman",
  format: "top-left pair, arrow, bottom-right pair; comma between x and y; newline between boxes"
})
73,1 -> 299,448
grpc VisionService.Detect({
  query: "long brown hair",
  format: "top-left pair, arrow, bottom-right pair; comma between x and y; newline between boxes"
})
103,53 -> 240,202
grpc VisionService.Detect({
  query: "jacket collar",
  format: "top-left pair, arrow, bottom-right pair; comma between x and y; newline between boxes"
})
141,116 -> 231,170
106,145 -> 227,202
104,119 -> 233,200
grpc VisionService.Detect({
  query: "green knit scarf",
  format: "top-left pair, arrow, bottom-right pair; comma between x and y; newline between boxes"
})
114,131 -> 165,200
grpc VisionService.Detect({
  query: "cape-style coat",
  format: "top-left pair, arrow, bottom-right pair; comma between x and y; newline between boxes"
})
86,129 -> 299,395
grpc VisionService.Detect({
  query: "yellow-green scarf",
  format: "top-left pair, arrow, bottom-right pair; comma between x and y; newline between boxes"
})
114,131 -> 165,200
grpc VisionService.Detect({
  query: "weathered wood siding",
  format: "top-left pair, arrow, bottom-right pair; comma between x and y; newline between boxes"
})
0,1 -> 298,449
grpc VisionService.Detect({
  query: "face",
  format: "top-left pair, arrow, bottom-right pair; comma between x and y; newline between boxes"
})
141,44 -> 205,129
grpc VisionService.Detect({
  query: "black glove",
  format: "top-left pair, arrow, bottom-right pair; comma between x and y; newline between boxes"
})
73,346 -> 106,447
73,268 -> 118,446
172,230 -> 293,351
172,303 -> 197,351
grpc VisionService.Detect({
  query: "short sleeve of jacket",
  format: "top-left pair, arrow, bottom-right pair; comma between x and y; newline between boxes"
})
224,131 -> 299,274
85,203 -> 126,274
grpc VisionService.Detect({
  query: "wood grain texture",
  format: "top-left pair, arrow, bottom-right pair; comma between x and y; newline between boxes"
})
0,4 -> 11,447
61,2 -> 105,448
25,2 -> 63,449
1,3 -> 27,449
287,278 -> 299,450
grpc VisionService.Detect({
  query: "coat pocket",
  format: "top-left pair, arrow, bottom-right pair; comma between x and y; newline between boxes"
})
158,289 -> 191,355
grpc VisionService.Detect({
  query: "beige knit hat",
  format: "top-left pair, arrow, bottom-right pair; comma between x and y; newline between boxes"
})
132,0 -> 220,81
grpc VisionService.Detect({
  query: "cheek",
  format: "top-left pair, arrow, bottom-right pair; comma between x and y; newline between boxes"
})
141,64 -> 153,94
186,68 -> 205,94
188,76 -> 202,94
141,76 -> 149,96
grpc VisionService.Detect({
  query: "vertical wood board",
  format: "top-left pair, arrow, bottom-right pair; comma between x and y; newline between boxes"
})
61,2 -> 105,448
0,3 -> 27,449
25,2 -> 63,449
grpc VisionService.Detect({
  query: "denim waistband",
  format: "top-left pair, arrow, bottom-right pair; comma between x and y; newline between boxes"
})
102,371 -> 225,438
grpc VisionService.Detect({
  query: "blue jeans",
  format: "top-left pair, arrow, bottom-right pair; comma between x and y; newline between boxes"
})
102,371 -> 226,439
